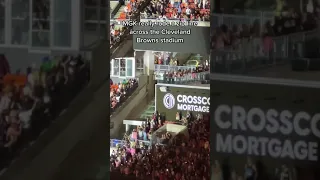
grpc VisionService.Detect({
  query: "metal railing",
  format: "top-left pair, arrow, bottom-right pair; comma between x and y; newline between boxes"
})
211,29 -> 319,74
154,64 -> 197,72
156,71 -> 209,84
138,15 -> 210,22
211,12 -> 274,34
110,139 -> 151,148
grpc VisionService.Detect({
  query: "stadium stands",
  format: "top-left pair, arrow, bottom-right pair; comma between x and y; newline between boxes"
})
110,24 -> 126,48
212,6 -> 318,49
157,66 -> 209,84
0,55 -> 89,171
110,79 -> 138,114
210,5 -> 320,74
142,0 -> 210,21
110,112 -> 210,179
211,9 -> 318,50
110,0 -> 149,48
111,0 -> 211,21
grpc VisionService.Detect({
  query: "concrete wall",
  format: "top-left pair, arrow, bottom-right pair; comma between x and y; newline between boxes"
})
111,39 -> 133,59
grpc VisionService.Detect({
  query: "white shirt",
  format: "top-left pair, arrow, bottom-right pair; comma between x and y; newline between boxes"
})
0,95 -> 11,113
307,0 -> 314,13
186,8 -> 191,15
115,96 -> 120,102
27,73 -> 34,87
19,109 -> 33,129
23,85 -> 32,97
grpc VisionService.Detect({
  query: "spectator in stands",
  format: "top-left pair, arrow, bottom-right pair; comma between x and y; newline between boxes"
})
211,7 -> 319,51
110,112 -> 210,179
0,54 -> 89,169
302,12 -> 317,31
0,54 -> 10,78
264,20 -> 275,36
143,0 -> 210,21
110,79 -> 138,113
110,24 -> 127,48
159,64 -> 209,84
112,0 -> 149,48
212,27 -> 228,49
251,20 -> 261,37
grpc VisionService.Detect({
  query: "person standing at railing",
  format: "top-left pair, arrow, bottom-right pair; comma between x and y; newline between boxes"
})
264,21 -> 275,36
302,12 -> 317,31
186,6 -> 191,19
202,0 -> 207,10
262,34 -> 274,59
275,0 -> 285,17
307,0 -> 315,13
157,56 -> 163,65
213,28 -> 228,49
164,55 -> 170,65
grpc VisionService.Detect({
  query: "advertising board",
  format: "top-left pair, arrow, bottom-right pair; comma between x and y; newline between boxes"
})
155,84 -> 210,121
211,80 -> 320,180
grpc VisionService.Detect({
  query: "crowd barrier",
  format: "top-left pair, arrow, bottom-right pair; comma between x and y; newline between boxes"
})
111,18 -> 210,26
138,16 -> 210,22
211,12 -> 274,32
154,64 -> 197,72
156,71 -> 209,84
110,138 -> 151,148
211,29 -> 319,73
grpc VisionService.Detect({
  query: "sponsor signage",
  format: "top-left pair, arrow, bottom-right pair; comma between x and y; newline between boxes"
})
163,93 -> 210,113
214,105 -> 319,161
211,80 -> 320,180
156,84 -> 209,121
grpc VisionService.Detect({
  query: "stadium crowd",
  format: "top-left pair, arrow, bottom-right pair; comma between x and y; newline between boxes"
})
161,67 -> 209,84
111,0 -> 146,47
110,24 -> 126,48
142,0 -> 210,21
0,54 -> 89,170
110,112 -> 210,179
154,53 -> 180,66
211,8 -> 318,50
110,79 -> 138,114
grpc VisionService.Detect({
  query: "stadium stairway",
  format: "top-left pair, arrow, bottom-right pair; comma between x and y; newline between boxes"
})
139,100 -> 155,119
